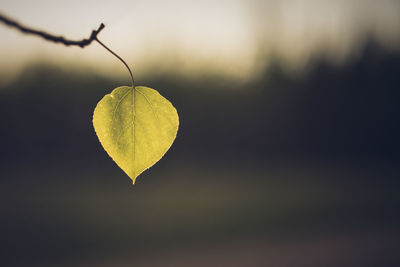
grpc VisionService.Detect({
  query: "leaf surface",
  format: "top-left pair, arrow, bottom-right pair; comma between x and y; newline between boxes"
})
93,86 -> 179,183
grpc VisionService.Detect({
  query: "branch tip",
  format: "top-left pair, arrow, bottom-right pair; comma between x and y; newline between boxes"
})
0,13 -> 105,48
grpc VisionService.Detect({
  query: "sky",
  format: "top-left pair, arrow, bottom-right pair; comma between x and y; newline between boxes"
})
1,0 -> 400,84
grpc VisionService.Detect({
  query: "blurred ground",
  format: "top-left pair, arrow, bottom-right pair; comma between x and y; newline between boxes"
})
0,38 -> 399,266
1,158 -> 399,266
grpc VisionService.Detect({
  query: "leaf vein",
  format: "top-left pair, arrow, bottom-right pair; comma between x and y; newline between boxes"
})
136,88 -> 159,122
111,87 -> 131,124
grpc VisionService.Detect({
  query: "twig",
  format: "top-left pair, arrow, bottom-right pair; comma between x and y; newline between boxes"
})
0,13 -> 104,48
0,12 -> 135,86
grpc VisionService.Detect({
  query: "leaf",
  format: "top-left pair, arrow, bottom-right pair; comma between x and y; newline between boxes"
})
92,86 -> 179,184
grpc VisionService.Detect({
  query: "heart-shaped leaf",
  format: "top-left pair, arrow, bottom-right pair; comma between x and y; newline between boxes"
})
93,86 -> 179,183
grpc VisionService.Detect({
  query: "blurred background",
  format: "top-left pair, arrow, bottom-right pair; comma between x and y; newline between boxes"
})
1,0 -> 400,266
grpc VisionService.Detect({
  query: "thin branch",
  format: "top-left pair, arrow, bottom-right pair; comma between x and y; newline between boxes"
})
0,13 -> 104,48
0,12 -> 135,86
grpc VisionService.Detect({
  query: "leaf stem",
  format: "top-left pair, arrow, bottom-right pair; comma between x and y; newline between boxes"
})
95,37 -> 135,88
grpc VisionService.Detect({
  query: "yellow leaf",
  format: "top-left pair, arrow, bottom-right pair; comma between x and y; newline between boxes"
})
93,86 -> 179,183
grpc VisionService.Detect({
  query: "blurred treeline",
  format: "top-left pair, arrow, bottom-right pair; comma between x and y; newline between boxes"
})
1,37 -> 399,165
